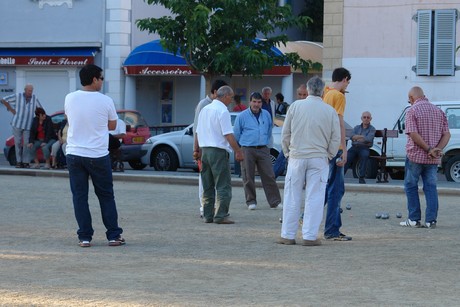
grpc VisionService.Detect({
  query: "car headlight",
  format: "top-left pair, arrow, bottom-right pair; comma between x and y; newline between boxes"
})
145,138 -> 153,144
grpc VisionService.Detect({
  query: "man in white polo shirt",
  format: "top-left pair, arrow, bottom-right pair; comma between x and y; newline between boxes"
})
194,85 -> 244,224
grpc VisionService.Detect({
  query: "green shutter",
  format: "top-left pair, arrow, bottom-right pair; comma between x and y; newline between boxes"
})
416,10 -> 432,76
433,9 -> 457,76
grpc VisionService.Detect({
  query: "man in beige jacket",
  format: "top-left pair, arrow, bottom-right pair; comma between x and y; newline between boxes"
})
278,76 -> 340,246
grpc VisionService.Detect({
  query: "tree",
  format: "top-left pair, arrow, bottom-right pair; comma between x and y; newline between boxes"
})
136,0 -> 322,87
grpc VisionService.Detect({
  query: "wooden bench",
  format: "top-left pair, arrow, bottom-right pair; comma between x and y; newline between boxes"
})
370,129 -> 399,183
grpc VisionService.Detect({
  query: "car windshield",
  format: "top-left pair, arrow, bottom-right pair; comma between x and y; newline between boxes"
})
51,113 -> 66,124
118,111 -> 149,128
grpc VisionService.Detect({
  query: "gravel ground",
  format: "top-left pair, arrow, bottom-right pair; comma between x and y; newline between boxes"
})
0,174 -> 459,307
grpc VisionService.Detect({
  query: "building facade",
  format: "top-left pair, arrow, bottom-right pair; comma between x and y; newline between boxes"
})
323,0 -> 460,129
0,0 -> 321,144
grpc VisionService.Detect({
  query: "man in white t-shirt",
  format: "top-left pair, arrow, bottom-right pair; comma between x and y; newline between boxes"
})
65,64 -> 125,248
109,118 -> 127,171
194,86 -> 244,224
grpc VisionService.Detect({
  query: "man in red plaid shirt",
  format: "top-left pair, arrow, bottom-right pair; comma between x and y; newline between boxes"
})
400,86 -> 450,229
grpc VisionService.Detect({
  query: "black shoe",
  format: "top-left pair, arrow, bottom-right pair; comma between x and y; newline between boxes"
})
359,177 -> 366,184
108,237 -> 126,246
214,218 -> 235,224
325,233 -> 352,241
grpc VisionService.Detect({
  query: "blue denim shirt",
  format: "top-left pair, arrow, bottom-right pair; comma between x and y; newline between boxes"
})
351,124 -> 376,147
233,108 -> 273,146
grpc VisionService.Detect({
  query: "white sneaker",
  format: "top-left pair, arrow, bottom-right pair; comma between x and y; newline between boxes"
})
271,203 -> 283,209
199,206 -> 203,218
399,219 -> 421,227
425,221 -> 437,229
248,204 -> 257,210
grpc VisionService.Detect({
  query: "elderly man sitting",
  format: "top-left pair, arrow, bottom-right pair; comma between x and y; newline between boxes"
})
344,111 -> 376,184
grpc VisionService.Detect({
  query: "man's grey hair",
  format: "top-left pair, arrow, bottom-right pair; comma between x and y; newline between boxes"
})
306,76 -> 325,97
216,85 -> 233,98
262,86 -> 272,94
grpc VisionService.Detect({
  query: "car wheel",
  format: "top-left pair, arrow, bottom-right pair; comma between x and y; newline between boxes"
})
389,169 -> 405,180
269,148 -> 279,165
151,146 -> 179,171
7,147 -> 17,166
445,155 -> 460,182
128,159 -> 147,170
352,157 -> 378,179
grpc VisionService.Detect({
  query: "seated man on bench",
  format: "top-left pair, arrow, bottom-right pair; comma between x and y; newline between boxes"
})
344,111 -> 376,184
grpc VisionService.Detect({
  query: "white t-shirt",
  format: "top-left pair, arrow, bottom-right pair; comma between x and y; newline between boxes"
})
109,118 -> 127,141
65,90 -> 118,158
196,99 -> 233,153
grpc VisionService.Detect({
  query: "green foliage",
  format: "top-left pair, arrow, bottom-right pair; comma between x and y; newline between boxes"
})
137,0 -> 321,78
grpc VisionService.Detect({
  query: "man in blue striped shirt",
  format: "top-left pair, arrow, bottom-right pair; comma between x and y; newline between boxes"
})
1,84 -> 42,168
233,92 -> 282,210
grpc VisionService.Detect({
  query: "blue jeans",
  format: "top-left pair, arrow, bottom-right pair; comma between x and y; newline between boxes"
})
344,146 -> 369,178
66,154 -> 123,242
404,158 -> 439,223
30,139 -> 56,160
273,151 -> 287,178
324,150 -> 345,237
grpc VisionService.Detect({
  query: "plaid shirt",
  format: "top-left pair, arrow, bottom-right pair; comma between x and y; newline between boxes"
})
405,97 -> 449,164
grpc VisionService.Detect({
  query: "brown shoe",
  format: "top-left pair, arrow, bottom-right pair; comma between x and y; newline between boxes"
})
277,237 -> 296,245
214,218 -> 235,224
301,239 -> 322,246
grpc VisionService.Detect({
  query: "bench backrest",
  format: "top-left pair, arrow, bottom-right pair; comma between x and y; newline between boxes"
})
375,129 -> 398,138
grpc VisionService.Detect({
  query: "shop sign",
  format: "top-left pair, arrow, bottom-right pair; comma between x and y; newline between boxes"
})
123,65 -> 199,76
0,56 -> 93,66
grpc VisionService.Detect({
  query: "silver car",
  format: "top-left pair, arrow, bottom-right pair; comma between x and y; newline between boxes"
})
141,113 -> 282,171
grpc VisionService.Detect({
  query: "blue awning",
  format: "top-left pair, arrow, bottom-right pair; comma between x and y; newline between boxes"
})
123,39 -> 290,76
123,40 -> 186,66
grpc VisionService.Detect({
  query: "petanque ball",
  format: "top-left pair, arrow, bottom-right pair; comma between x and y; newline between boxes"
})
375,213 -> 382,219
396,212 -> 402,218
346,204 -> 352,210
339,208 -> 343,214
381,213 -> 389,219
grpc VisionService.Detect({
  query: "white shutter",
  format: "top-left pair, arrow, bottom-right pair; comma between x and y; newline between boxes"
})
433,9 -> 457,76
416,10 -> 432,76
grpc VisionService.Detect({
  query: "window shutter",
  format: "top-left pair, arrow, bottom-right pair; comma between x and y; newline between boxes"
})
416,10 -> 432,76
433,9 -> 457,76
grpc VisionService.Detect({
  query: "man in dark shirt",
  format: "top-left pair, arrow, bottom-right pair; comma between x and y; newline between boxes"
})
344,111 -> 376,184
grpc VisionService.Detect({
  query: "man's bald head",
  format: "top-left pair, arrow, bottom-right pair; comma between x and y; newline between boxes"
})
408,86 -> 425,105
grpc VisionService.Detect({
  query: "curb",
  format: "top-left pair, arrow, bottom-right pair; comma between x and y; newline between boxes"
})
1,167 -> 459,196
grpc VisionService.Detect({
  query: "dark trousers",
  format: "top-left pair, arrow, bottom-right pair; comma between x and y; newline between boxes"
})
344,145 -> 370,178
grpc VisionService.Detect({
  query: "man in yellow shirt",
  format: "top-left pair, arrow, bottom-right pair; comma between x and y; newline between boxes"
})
323,67 -> 352,241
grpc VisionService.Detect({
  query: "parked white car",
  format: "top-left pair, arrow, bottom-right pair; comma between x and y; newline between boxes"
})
351,101 -> 460,182
141,112 -> 282,171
